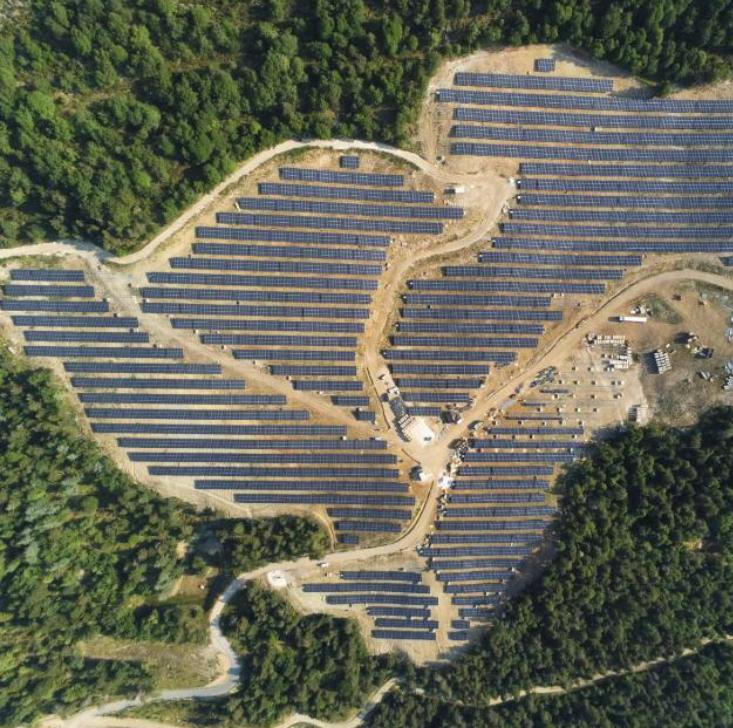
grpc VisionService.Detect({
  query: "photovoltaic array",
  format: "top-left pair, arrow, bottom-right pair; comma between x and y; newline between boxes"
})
141,163 -> 463,422
1,270 -> 416,537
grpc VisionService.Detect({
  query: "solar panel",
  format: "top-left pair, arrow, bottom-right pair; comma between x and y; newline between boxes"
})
366,607 -> 432,617
293,381 -> 364,391
232,493 -> 412,505
120,437 -> 376,450
141,287 -> 372,305
70,377 -> 244,389
534,59 -> 555,72
195,480 -> 407,492
201,333 -> 357,347
409,279 -> 604,294
236,196 -> 463,220
325,595 -> 437,606
24,330 -> 149,343
303,582 -> 426,593
143,302 -> 369,319
174,319 -> 363,333
170,256 -> 382,277
374,618 -> 439,629
86,407 -> 309,420
64,362 -> 221,374
453,72 -> 612,93
397,322 -> 543,334
0,300 -> 109,312
279,166 -> 404,186
335,521 -> 401,532
403,294 -> 552,307
147,271 -> 377,292
391,335 -> 538,348
217,211 -> 443,235
258,182 -> 434,203
517,193 -> 733,210
371,630 -> 436,640
477,251 -> 642,267
93,424 -> 345,435
196,225 -> 389,247
82,394 -> 274,405
10,269 -> 85,281
519,162 -> 733,178
340,155 -> 360,169
191,243 -> 385,262
4,284 -> 95,297
26,346 -> 182,359
11,316 -> 139,328
341,571 -> 422,582
234,349 -> 356,361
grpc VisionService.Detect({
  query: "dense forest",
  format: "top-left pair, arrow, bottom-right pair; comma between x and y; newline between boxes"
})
366,406 -> 733,725
129,584 -> 398,727
368,641 -> 733,727
0,346 -> 327,727
1,0 -> 732,250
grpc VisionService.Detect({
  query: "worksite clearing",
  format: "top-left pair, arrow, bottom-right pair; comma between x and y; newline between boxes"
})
2,44 -> 733,664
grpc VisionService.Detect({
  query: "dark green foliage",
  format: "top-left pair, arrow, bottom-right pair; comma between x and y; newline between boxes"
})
190,517 -> 329,575
0,348 -> 329,726
1,0 -> 731,250
369,641 -> 733,727
366,407 -> 733,726
153,584 -> 396,727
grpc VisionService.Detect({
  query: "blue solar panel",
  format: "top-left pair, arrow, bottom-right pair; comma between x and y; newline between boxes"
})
463,452 -> 575,462
141,287 -> 372,305
4,284 -> 95,297
170,256 -> 382,277
340,155 -> 360,168
396,378 -> 483,389
217,212 -> 443,235
471,439 -> 578,448
134,452 -> 397,464
519,162 -> 733,178
493,238 -> 733,253
93,424 -> 345,435
326,595 -> 437,606
517,193 -> 733,210
456,106 -> 733,130
391,335 -> 538,348
534,59 -> 555,72
458,466 -> 554,476
443,264 -> 621,280
390,364 -> 489,374
280,167 -> 404,186
303,582 -> 427,593
436,570 -> 511,582
120,437 -> 373,449
26,346 -> 182,359
367,607 -> 431,617
510,208 -> 733,224
438,88 -> 733,113
82,394 -> 273,405
339,533 -> 359,545
11,315 -> 139,328
174,319 -> 363,333
0,300 -> 109,312
237,197 -> 462,220
453,72 -> 612,93
195,480 -> 407,492
431,533 -> 542,544
371,630 -> 436,640
436,518 -> 548,532
397,322 -> 543,334
147,271 -> 377,292
341,571 -> 422,582
502,223 -> 733,240
196,225 -> 389,247
234,349 -> 356,361
519,177 -> 733,193
335,521 -> 401,532
70,376 -> 244,389
10,269 -> 85,281
409,279 -> 604,294
452,479 -> 550,490
201,333 -> 357,347
64,362 -> 221,374
451,124 -> 733,147
452,141 -> 733,163
293,381 -> 363,391
449,492 -> 546,503
191,243 -> 385,262
86,408 -> 308,420
259,182 -> 434,203
405,406 -> 442,416
24,330 -> 149,343
374,618 -> 438,629
383,350 -> 516,362
143,302 -> 369,319
477,251 -> 642,267
403,294 -> 552,307
270,365 -> 357,376
402,307 -> 561,321
232,493 -> 412,505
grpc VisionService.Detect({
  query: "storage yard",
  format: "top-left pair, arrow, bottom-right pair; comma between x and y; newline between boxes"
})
2,45 -> 733,662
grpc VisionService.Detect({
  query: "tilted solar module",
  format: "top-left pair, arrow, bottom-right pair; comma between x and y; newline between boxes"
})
519,162 -> 733,178
408,279 -> 604,294
24,330 -> 149,343
259,182 -> 434,203
81,394 -> 273,405
3,284 -> 95,297
453,72 -> 612,93
341,571 -> 422,582
335,521 -> 401,532
517,193 -> 733,210
196,225 -> 390,247
477,251 -> 642,267
195,480 -> 407,492
0,300 -> 109,312
93,424 -> 345,435
303,583 -> 427,593
191,243 -> 385,261
232,493 -> 413,505
442,265 -> 621,280
397,322 -> 544,334
85,407 -> 309,420
70,376 -> 244,389
26,346 -> 182,359
217,212 -> 443,235
279,166 -> 404,186
234,349 -> 356,361
371,630 -> 436,640
141,287 -> 372,305
64,362 -> 222,374
169,256 -> 382,277
402,307 -> 562,321
11,316 -> 139,328
143,302 -> 369,319
403,293 -> 552,307
201,333 -> 357,347
173,319 -> 363,333
147,271 -> 378,291
293,381 -> 364,391
519,177 -> 733,193
10,269 -> 85,281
